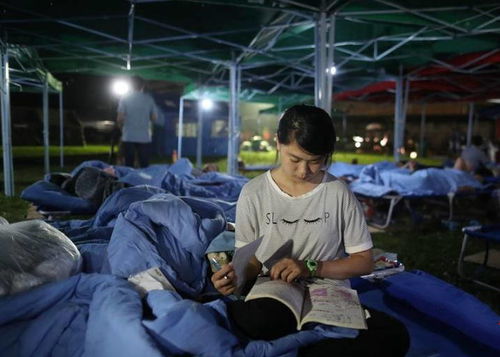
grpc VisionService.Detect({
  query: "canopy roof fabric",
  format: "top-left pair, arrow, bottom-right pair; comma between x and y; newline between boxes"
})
334,50 -> 500,102
0,0 -> 499,103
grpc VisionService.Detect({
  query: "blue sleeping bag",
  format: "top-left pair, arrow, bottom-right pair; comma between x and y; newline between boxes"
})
351,164 -> 484,198
20,180 -> 98,214
381,270 -> 500,351
106,193 -> 227,297
22,159 -> 246,214
0,273 -> 163,357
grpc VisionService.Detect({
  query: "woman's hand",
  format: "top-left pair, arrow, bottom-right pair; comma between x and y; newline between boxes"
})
211,263 -> 237,296
270,258 -> 309,283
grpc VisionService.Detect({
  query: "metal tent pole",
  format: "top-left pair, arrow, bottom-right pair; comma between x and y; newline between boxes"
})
314,12 -> 327,109
342,112 -> 347,138
419,103 -> 426,157
59,89 -> 64,168
43,78 -> 50,174
177,96 -> 184,158
466,102 -> 474,146
126,2 -> 135,70
325,15 -> 335,115
400,77 -> 410,154
393,75 -> 404,162
196,98 -> 203,168
1,48 -> 14,196
228,63 -> 241,176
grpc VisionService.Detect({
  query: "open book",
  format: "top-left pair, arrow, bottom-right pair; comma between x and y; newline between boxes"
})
245,277 -> 367,330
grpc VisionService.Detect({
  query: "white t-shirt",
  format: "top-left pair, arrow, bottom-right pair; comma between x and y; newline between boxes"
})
117,91 -> 158,143
235,170 -> 372,266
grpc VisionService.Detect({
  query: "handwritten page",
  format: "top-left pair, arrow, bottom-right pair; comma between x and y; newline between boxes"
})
301,283 -> 367,329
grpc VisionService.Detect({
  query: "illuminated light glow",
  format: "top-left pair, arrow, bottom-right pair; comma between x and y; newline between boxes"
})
201,98 -> 214,111
354,142 -> 361,148
410,151 -> 418,159
111,80 -> 130,97
353,136 -> 364,143
326,66 -> 337,75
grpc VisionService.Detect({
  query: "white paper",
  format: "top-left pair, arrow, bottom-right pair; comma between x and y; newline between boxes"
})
128,267 -> 175,297
232,237 -> 263,293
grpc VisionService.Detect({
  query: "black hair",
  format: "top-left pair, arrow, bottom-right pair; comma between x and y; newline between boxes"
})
132,75 -> 145,91
471,135 -> 483,147
277,104 -> 336,157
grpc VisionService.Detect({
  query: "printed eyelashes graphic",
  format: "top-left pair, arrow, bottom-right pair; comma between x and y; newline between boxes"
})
304,217 -> 322,224
281,218 -> 322,224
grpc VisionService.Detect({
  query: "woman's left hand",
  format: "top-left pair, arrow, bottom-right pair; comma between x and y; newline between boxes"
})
270,258 -> 310,283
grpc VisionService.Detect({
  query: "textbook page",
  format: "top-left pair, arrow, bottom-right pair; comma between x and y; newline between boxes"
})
245,277 -> 306,330
300,283 -> 367,330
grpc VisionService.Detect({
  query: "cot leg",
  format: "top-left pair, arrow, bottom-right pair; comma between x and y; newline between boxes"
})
371,196 -> 402,229
457,233 -> 469,279
447,192 -> 455,221
457,232 -> 500,293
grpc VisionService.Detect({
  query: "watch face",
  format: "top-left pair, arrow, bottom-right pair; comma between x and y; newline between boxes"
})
306,259 -> 318,274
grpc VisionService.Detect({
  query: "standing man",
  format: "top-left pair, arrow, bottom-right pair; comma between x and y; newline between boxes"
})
116,76 -> 158,168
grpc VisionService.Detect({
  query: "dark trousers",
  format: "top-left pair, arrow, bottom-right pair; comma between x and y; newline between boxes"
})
228,298 -> 410,357
123,141 -> 151,168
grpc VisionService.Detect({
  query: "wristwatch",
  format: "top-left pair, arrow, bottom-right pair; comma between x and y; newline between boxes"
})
305,259 -> 319,277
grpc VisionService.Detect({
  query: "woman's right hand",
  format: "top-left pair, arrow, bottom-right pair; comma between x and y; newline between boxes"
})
211,263 -> 237,296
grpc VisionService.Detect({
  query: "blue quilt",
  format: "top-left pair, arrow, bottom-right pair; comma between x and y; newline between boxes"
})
21,159 -> 247,215
1,191 -> 499,356
350,165 -> 484,198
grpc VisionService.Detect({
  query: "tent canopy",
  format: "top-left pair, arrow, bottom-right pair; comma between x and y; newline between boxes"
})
4,43 -> 62,92
0,0 -> 499,104
334,50 -> 500,102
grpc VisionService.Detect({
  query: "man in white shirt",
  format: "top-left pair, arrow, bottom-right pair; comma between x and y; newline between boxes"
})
117,76 -> 158,167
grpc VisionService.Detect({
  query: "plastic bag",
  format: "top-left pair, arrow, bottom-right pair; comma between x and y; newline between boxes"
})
0,220 -> 81,297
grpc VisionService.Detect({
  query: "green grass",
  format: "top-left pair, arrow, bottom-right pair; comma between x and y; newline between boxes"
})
239,150 -> 443,167
5,145 -> 113,157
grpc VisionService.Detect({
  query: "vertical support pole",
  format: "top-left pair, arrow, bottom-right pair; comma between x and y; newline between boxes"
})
466,102 -> 474,146
228,63 -> 241,176
1,48 -> 14,196
393,75 -> 404,162
400,77 -> 410,153
59,89 -> 64,168
325,15 -> 335,115
127,2 -> 135,70
419,103 -> 426,157
314,12 -> 327,109
196,99 -> 203,168
43,78 -> 50,174
342,112 -> 347,138
177,96 -> 184,158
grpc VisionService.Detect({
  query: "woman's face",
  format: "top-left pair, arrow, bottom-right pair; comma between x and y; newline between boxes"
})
277,140 -> 326,183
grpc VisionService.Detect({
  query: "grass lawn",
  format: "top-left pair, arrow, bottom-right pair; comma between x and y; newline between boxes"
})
0,147 -> 498,312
